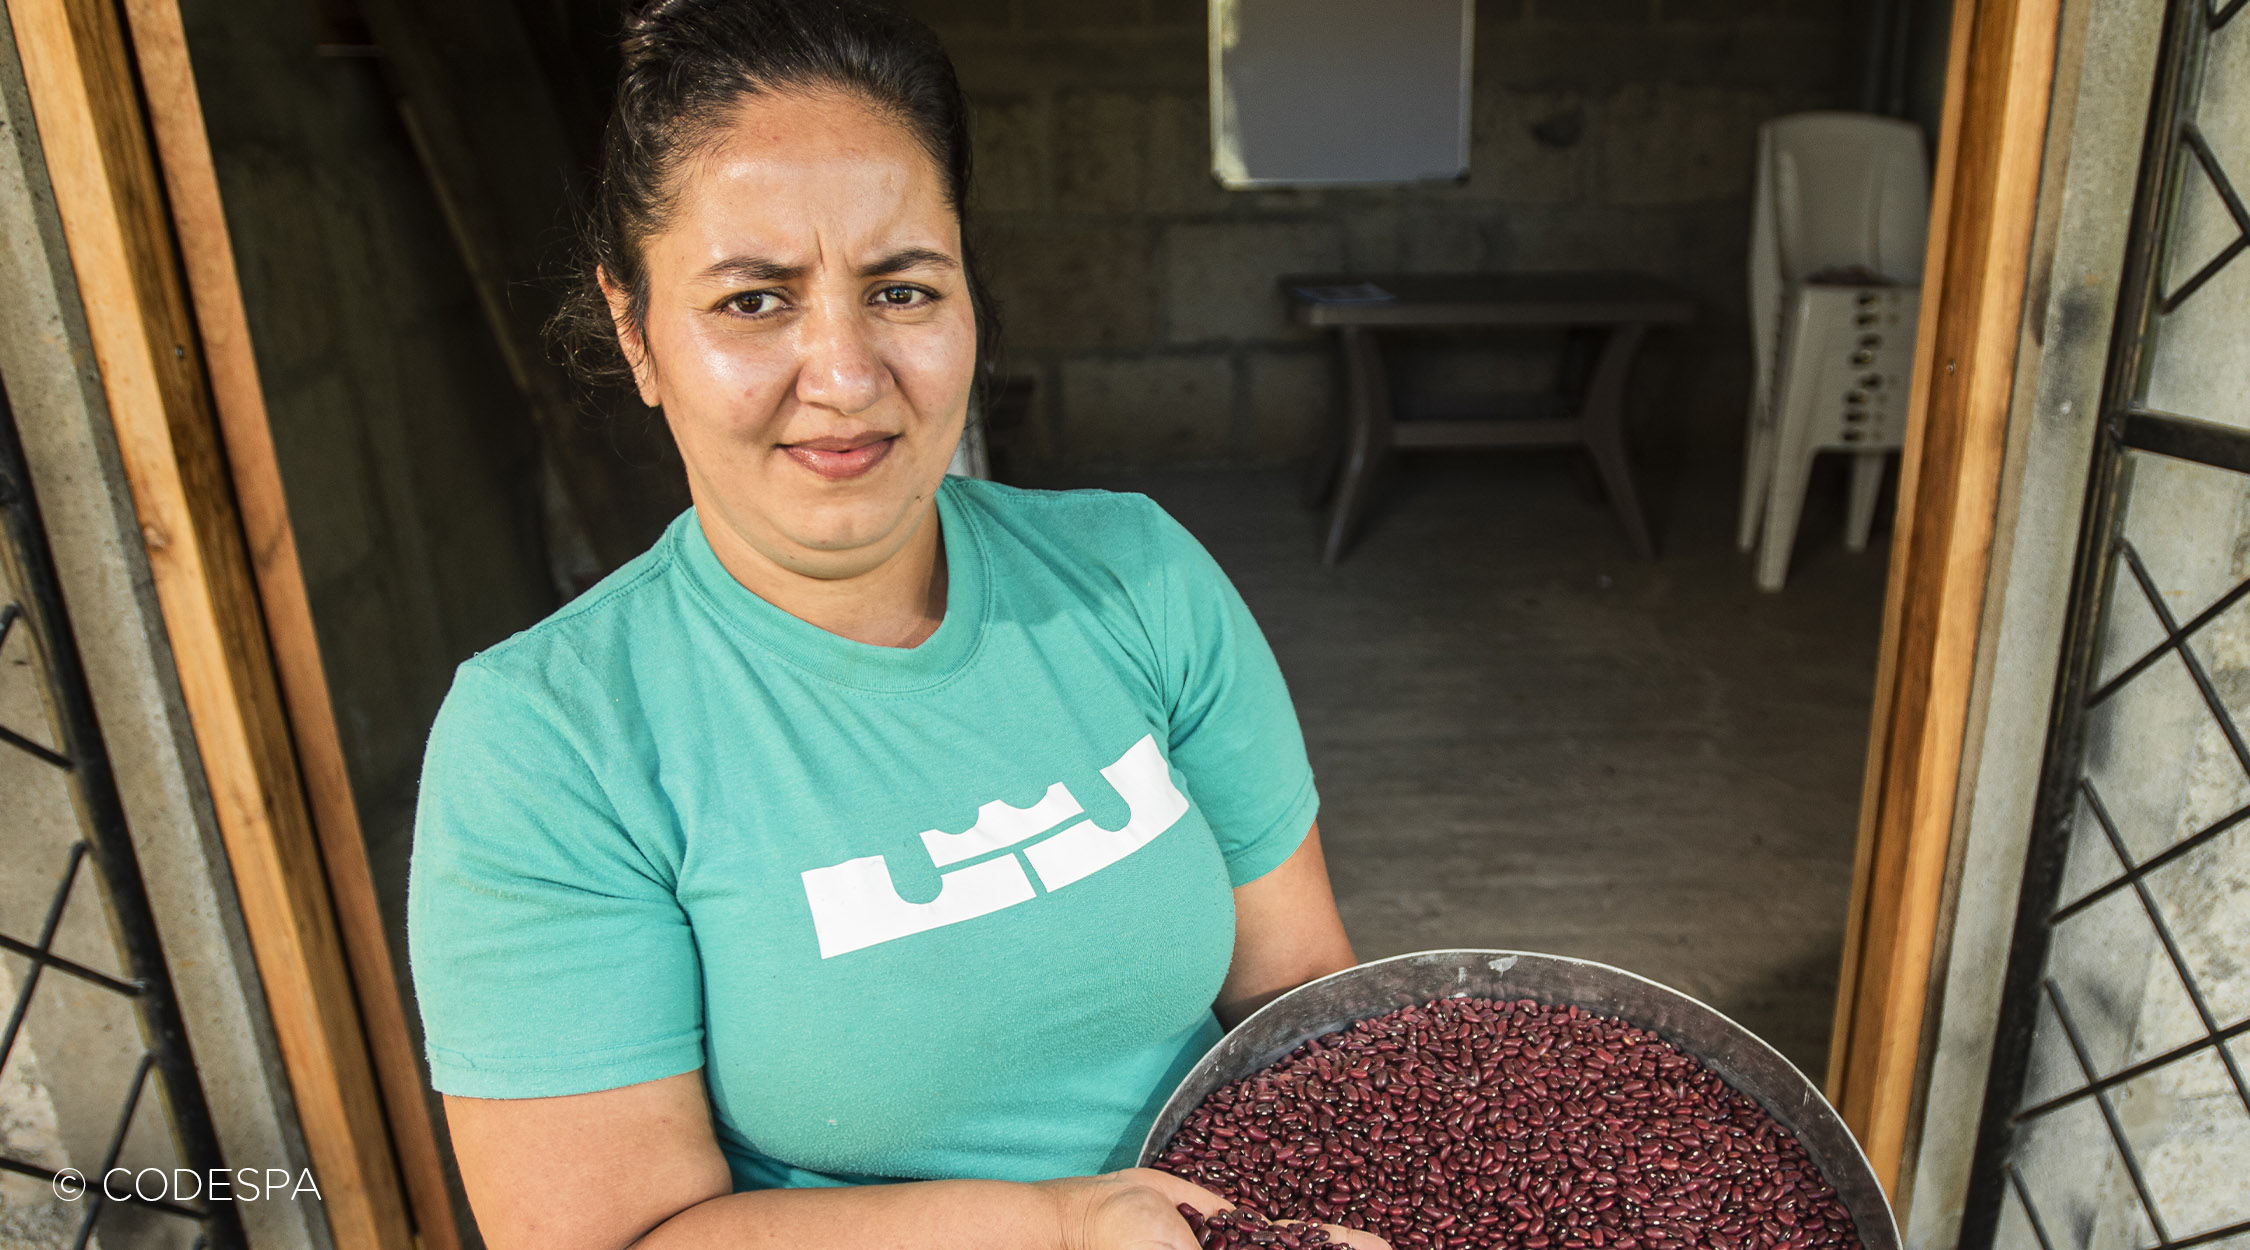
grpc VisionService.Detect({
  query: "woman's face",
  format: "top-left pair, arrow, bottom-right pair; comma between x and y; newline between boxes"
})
612,89 -> 975,580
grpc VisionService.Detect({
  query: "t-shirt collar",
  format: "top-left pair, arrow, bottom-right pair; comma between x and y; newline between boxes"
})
673,477 -> 989,693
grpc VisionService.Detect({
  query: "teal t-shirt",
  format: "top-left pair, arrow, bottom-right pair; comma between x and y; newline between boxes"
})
407,478 -> 1319,1189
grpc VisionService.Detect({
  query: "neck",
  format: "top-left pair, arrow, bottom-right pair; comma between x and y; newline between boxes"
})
696,498 -> 948,649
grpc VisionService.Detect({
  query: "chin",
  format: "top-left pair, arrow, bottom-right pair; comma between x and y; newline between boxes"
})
779,491 -> 925,558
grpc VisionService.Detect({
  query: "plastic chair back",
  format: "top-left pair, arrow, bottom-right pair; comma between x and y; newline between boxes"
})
1768,112 -> 1930,283
1749,113 -> 1931,420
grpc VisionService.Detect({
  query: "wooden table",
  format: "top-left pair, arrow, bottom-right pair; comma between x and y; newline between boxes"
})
1288,272 -> 1696,563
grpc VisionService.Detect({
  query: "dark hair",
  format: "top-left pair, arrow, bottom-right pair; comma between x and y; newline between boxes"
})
550,0 -> 993,395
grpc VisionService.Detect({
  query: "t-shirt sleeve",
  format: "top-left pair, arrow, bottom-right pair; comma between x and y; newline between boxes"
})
1145,503 -> 1320,887
407,659 -> 704,1098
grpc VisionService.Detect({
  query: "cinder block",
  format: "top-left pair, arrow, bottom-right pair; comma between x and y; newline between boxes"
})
1599,83 -> 1771,204
1150,0 -> 1205,28
233,172 -> 342,366
1059,353 -> 1234,464
1056,91 -> 1145,212
1767,0 -> 1848,22
1464,88 -> 1588,204
268,374 -> 378,586
317,568 -> 437,787
947,31 -> 1209,94
991,362 -> 1059,468
1022,0 -> 1141,29
1528,0 -> 1654,19
428,494 -> 552,658
1164,221 -> 1345,344
971,96 -> 1047,214
1340,208 -> 1404,271
892,0 -> 1017,29
384,315 -> 554,555
1659,0 -> 1779,20
980,221 -> 1159,352
1143,93 -> 1230,214
1400,211 -> 1499,272
1247,349 -> 1338,460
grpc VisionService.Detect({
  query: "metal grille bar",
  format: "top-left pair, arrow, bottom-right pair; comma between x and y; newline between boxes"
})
2155,126 -> 2248,313
2118,408 -> 2250,476
0,373 -> 244,1248
1959,0 -> 2250,1243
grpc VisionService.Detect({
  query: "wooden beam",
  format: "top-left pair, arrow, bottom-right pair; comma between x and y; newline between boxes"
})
5,2 -> 412,1246
1827,0 -> 2062,1201
111,2 -> 461,1247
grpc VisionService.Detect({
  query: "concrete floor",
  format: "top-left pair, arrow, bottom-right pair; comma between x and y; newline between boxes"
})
1054,450 -> 1890,1076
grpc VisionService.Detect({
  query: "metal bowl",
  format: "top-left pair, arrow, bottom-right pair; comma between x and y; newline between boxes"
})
1137,949 -> 1897,1249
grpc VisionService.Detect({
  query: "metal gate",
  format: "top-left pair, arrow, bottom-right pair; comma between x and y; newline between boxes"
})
0,380 -> 244,1248
1961,0 -> 2250,1247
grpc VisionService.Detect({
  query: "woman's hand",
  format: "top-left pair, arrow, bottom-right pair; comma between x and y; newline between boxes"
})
445,1073 -> 1393,1250
1046,1169 -> 1230,1250
1045,1169 -> 1392,1250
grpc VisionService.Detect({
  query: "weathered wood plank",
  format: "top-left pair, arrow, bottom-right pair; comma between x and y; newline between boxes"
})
1827,0 -> 2063,1203
111,1 -> 461,1245
6,1 -> 411,1244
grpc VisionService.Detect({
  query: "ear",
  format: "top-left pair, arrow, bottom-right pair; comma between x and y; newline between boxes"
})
598,265 -> 662,408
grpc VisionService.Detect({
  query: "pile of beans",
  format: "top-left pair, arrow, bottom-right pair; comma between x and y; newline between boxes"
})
1157,997 -> 1860,1250
1180,1204 -> 1338,1248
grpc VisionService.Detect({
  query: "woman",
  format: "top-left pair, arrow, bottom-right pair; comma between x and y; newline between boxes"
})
407,3 -> 1387,1248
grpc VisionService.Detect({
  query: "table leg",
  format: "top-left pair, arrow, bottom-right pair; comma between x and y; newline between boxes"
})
1302,357 -> 1347,508
1324,326 -> 1393,564
1580,322 -> 1657,560
1314,404 -> 1341,512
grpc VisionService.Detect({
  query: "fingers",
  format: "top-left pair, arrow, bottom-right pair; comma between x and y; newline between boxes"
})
1116,1173 -> 1390,1250
1118,1237 -> 1197,1250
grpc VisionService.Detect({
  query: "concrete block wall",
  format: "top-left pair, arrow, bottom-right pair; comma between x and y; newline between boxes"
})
899,0 -> 1865,468
178,0 -> 558,970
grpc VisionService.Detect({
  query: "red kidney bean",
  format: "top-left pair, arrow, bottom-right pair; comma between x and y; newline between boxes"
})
1158,998 -> 1861,1250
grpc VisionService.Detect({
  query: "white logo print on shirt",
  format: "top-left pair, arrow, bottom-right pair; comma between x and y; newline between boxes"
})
799,734 -> 1189,958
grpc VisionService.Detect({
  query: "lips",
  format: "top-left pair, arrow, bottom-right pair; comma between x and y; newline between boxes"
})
780,432 -> 897,480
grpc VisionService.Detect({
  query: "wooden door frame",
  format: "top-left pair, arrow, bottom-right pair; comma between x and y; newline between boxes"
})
1826,0 -> 2065,1207
7,1 -> 456,1246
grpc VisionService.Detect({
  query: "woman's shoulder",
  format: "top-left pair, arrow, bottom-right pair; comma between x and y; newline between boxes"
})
945,476 -> 1186,569
441,514 -> 694,716
945,478 -> 1236,659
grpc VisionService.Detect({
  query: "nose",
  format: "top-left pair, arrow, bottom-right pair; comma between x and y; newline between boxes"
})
793,300 -> 888,416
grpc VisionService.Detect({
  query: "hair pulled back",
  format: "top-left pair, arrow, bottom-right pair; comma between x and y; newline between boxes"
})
551,0 -> 989,391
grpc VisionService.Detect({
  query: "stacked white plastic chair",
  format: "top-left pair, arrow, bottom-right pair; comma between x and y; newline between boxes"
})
1739,112 -> 1930,591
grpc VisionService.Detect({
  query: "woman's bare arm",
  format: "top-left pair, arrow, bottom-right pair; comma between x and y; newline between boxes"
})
443,1074 -> 1241,1250
440,821 -> 1378,1250
1214,822 -> 1358,1028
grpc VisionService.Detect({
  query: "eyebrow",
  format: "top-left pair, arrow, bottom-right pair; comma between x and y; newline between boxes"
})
699,256 -> 805,284
858,247 -> 959,277
697,248 -> 960,286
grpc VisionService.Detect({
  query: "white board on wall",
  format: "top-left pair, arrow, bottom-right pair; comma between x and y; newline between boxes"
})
1210,0 -> 1474,188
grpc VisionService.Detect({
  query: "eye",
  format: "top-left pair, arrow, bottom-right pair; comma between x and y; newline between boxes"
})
872,284 -> 936,309
722,290 -> 786,317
